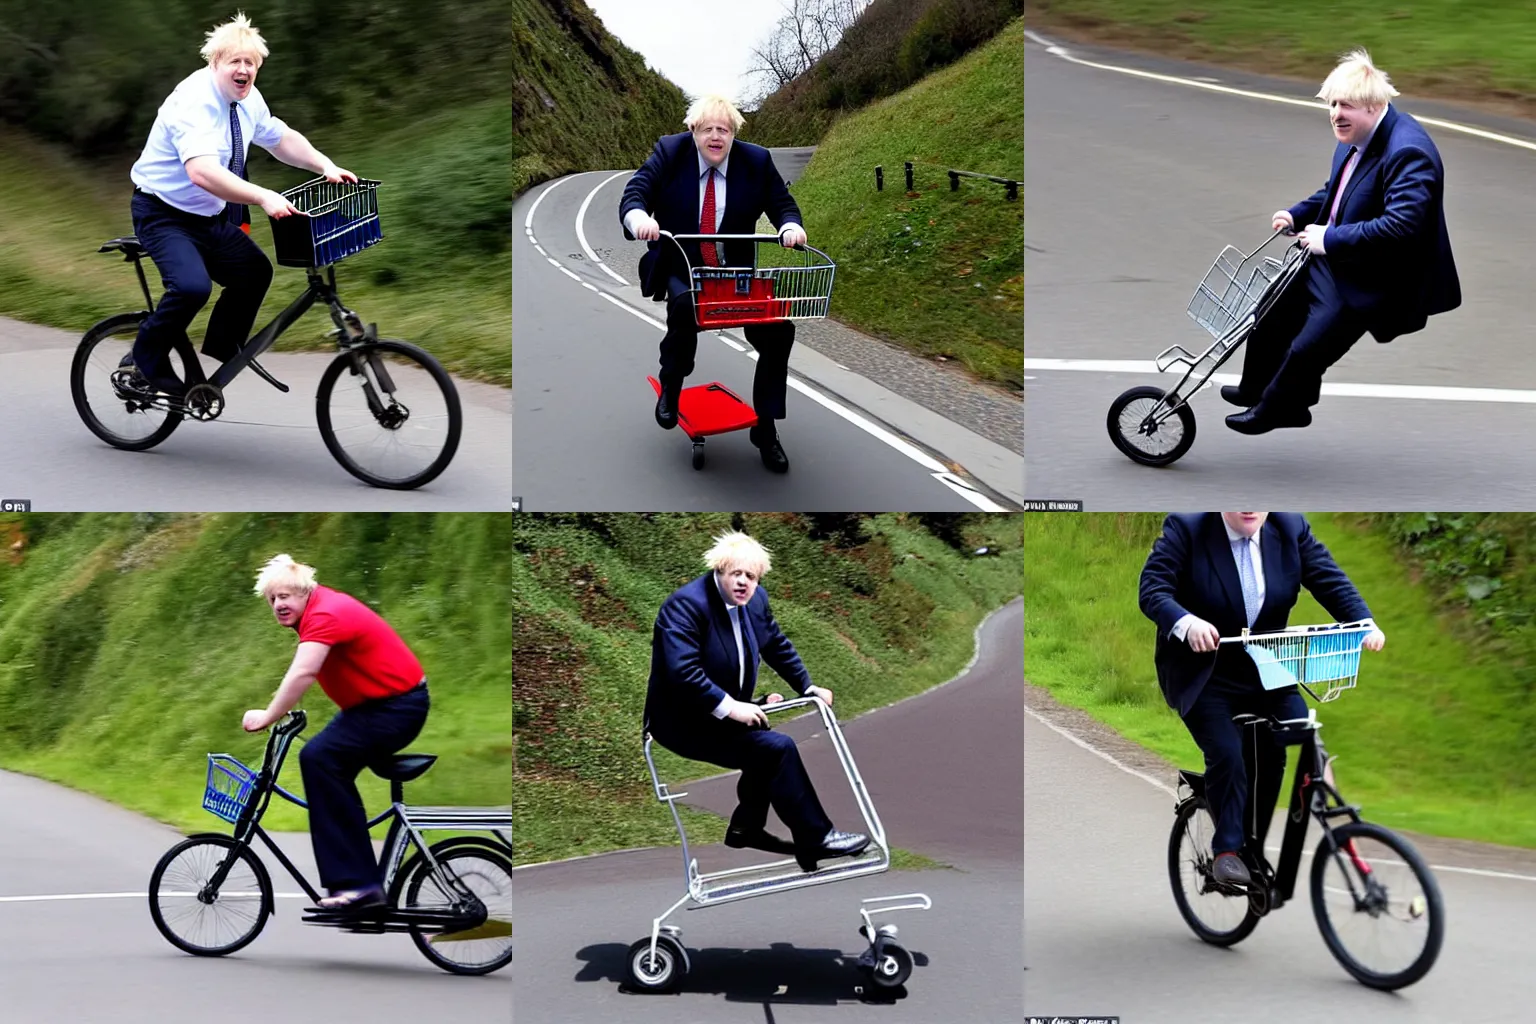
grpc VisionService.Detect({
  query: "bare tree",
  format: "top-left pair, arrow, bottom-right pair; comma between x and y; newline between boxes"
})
745,0 -> 872,103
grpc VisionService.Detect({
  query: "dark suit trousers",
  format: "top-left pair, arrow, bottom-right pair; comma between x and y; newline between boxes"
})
298,684 -> 429,892
130,190 -> 273,378
660,275 -> 796,420
1180,674 -> 1311,855
651,716 -> 833,846
1237,256 -> 1370,412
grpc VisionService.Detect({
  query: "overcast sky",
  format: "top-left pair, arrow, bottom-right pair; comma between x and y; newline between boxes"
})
584,0 -> 792,107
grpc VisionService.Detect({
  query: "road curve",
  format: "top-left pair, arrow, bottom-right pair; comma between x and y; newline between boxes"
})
513,598 -> 1023,1022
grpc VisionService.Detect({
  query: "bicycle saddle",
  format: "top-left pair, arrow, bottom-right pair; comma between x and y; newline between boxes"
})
368,754 -> 436,781
99,236 -> 146,258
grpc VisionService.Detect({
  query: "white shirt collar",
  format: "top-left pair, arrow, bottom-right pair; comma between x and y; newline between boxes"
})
698,151 -> 728,181
1351,105 -> 1387,157
1223,519 -> 1260,546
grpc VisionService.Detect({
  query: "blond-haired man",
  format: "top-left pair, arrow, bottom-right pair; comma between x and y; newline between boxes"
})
125,13 -> 356,397
1225,49 -> 1459,435
246,554 -> 428,910
644,531 -> 869,872
620,94 -> 806,471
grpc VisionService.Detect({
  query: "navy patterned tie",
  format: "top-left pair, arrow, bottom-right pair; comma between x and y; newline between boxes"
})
226,101 -> 247,227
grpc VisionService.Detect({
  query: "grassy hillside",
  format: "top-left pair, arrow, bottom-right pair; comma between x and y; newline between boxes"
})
1025,513 -> 1536,848
512,512 -> 1022,864
1029,0 -> 1536,118
511,0 -> 687,195
783,18 -> 1023,387
0,513 -> 511,834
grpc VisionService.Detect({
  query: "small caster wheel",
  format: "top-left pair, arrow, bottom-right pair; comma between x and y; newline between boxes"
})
691,443 -> 705,470
626,934 -> 688,992
866,941 -> 913,989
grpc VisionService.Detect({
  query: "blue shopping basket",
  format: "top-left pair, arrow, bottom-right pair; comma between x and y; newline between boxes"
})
203,754 -> 258,824
269,178 -> 383,268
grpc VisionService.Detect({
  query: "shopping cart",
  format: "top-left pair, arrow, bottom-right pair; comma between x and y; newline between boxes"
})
1107,229 -> 1309,466
647,231 -> 836,469
625,695 -> 931,994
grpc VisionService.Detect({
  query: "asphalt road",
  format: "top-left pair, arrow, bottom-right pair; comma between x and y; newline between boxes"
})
514,598 -> 1023,1022
1025,696 -> 1536,1022
0,769 -> 510,1023
0,317 -> 512,510
1025,33 -> 1536,507
511,151 -> 1011,511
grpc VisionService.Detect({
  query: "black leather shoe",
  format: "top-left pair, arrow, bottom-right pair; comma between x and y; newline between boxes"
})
750,424 -> 789,473
1225,405 -> 1312,435
1212,852 -> 1252,887
724,827 -> 797,855
796,829 -> 870,872
1219,385 -> 1261,408
654,384 -> 680,430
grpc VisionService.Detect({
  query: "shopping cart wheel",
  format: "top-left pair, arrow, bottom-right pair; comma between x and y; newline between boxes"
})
625,934 -> 689,993
1108,385 -> 1196,467
866,942 -> 913,989
691,441 -> 705,470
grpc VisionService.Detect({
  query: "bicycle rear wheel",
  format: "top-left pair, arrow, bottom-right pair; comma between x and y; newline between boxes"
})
148,835 -> 272,956
1168,798 -> 1260,945
1311,821 -> 1444,990
315,339 -> 462,489
394,838 -> 513,975
71,312 -> 189,451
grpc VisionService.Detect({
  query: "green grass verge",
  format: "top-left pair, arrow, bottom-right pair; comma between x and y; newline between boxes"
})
783,18 -> 1023,389
0,102 -> 509,387
1031,1 -> 1536,112
513,513 -> 1022,865
1025,512 -> 1536,848
0,513 -> 511,835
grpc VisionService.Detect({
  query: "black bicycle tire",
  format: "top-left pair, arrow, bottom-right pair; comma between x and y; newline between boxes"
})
391,838 -> 513,975
1168,798 -> 1261,946
1109,385 -> 1197,467
1310,820 -> 1445,990
71,311 -> 187,451
314,339 -> 463,489
148,834 -> 273,956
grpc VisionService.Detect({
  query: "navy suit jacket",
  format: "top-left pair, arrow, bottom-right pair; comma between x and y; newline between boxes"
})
619,133 -> 801,300
1289,105 -> 1460,342
1139,513 -> 1371,717
644,573 -> 813,734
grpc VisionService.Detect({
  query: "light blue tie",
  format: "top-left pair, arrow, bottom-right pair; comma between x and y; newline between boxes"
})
1234,538 -> 1260,628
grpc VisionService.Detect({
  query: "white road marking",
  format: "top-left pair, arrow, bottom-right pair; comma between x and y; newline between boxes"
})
576,171 -> 631,285
1027,358 -> 1536,404
1026,702 -> 1536,883
1025,29 -> 1536,153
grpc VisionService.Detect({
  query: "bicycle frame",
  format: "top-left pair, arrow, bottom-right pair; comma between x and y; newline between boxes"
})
203,713 -> 511,909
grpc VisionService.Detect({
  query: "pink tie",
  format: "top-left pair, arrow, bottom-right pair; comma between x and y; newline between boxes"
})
1327,147 -> 1359,226
700,169 -> 719,267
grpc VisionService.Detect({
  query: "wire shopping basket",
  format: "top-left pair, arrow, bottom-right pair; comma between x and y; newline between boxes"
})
203,753 -> 258,824
1230,620 -> 1375,702
666,233 -> 836,329
1186,243 -> 1295,339
269,178 -> 383,268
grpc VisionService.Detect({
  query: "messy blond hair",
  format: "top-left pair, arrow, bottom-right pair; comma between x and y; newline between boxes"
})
1318,48 -> 1398,108
253,553 -> 317,598
201,11 -> 269,66
703,530 -> 771,575
684,94 -> 745,133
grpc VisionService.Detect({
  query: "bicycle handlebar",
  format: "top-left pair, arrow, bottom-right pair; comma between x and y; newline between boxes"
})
658,229 -> 808,253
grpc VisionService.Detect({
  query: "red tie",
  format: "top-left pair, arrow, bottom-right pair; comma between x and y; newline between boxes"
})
700,168 -> 719,267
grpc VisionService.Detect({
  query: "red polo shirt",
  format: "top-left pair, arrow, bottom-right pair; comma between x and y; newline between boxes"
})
296,585 -> 424,709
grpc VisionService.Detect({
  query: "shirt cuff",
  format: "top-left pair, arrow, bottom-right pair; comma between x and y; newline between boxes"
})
1171,614 -> 1195,642
1314,227 -> 1329,255
711,695 -> 732,719
624,208 -> 650,236
777,221 -> 802,232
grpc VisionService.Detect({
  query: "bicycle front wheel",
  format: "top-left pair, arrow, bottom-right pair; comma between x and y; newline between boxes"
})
315,339 -> 462,489
1108,385 -> 1196,467
1168,798 -> 1261,946
148,835 -> 272,956
71,312 -> 188,451
394,838 -> 513,975
1311,821 -> 1444,990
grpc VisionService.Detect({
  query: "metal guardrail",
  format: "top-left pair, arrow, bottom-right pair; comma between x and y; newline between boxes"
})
874,161 -> 1019,200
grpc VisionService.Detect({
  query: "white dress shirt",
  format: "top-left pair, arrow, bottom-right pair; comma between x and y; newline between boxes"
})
130,66 -> 287,216
1172,521 -> 1265,640
710,574 -> 749,719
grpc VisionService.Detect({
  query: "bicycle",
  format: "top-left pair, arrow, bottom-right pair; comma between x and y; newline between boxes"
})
72,178 -> 463,489
1108,229 -> 1309,466
1168,620 -> 1444,990
147,709 -> 512,975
